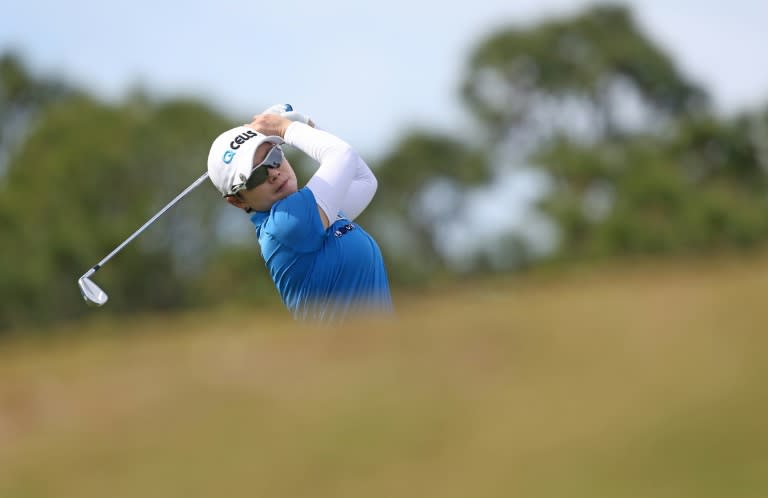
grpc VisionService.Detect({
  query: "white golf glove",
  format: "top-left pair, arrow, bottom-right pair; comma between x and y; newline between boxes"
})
261,103 -> 312,125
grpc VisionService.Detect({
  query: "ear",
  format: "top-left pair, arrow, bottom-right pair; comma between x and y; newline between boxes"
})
225,195 -> 249,211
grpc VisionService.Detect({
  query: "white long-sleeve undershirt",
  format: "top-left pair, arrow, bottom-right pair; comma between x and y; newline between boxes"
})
284,122 -> 377,223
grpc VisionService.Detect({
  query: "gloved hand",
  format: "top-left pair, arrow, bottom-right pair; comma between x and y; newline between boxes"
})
260,104 -> 313,126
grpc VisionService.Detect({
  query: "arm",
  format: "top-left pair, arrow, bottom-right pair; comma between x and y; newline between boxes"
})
285,123 -> 377,223
249,112 -> 377,229
259,105 -> 377,222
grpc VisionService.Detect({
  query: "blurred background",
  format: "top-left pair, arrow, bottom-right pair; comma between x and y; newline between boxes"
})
2,1 -> 768,496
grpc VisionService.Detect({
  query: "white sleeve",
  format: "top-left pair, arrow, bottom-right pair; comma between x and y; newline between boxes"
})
284,122 -> 377,222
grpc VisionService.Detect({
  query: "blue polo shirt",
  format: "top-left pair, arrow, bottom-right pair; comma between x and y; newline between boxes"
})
250,187 -> 392,321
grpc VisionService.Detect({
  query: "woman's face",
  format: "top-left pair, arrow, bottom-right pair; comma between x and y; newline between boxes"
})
234,142 -> 298,212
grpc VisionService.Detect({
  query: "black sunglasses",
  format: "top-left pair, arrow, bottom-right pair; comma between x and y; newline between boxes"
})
244,145 -> 285,190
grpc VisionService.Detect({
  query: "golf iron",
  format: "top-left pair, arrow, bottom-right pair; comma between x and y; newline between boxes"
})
78,172 -> 210,306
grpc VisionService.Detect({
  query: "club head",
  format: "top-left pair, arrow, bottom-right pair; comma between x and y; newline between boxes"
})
78,275 -> 108,306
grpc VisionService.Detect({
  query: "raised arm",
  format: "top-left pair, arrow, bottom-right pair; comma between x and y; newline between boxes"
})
250,108 -> 377,229
284,123 -> 377,223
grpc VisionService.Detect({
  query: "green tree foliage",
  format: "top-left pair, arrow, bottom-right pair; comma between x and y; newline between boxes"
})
366,131 -> 491,281
534,121 -> 768,259
0,54 -> 64,112
462,4 -> 708,141
0,53 -> 74,172
0,89 -> 282,329
458,3 -> 768,262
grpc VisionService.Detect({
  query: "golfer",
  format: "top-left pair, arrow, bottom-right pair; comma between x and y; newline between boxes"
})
207,105 -> 392,321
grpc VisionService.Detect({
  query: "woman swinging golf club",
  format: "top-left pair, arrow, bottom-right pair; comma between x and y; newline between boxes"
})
207,104 -> 393,321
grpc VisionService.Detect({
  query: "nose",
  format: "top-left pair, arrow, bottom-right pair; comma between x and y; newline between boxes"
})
267,165 -> 281,182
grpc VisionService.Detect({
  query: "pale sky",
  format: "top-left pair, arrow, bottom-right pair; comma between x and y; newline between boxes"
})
2,0 -> 767,157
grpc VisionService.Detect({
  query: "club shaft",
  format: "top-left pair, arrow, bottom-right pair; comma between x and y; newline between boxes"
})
92,172 -> 209,271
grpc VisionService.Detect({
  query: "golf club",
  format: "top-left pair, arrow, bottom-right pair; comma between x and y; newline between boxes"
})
78,171 -> 210,306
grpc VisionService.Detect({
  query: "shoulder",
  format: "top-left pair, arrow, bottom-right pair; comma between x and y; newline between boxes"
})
261,187 -> 326,249
270,187 -> 318,223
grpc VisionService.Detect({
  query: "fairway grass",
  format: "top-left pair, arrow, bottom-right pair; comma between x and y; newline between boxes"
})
1,255 -> 767,497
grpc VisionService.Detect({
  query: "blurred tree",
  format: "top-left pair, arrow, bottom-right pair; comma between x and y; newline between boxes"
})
456,4 -> 768,263
365,131 -> 492,282
368,5 -> 721,279
462,4 -> 709,146
533,112 -> 768,259
0,52 -> 73,175
0,92 -> 280,331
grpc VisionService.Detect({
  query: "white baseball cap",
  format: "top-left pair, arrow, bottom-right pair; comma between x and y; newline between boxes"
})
207,125 -> 284,196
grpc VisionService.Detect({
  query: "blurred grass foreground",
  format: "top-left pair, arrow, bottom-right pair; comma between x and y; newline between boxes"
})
1,254 -> 768,498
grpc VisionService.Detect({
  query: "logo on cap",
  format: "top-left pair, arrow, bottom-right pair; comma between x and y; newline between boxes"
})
230,130 -> 259,149
221,129 -> 261,165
